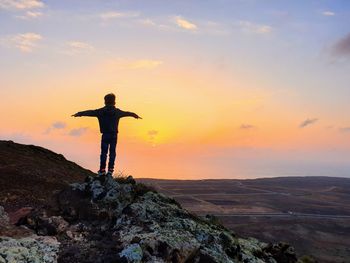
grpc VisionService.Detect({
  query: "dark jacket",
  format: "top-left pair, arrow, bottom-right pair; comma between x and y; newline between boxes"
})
76,106 -> 137,134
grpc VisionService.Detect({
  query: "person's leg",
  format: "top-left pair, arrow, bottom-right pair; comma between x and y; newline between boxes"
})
108,135 -> 117,172
99,134 -> 109,172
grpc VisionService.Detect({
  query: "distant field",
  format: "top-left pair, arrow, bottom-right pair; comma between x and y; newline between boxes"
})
139,176 -> 350,263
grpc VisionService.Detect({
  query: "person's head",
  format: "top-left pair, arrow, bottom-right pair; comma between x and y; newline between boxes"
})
104,93 -> 116,106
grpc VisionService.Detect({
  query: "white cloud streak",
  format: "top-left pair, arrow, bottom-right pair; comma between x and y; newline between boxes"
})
238,21 -> 272,34
322,11 -> 335,16
0,0 -> 44,10
68,41 -> 94,51
174,16 -> 197,30
7,32 -> 42,52
16,10 -> 42,19
100,11 -> 140,20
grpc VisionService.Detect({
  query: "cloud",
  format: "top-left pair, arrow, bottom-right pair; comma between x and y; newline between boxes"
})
174,16 -> 197,30
139,18 -> 156,26
64,41 -> 94,55
44,121 -> 67,134
299,118 -> 318,128
240,124 -> 256,130
16,10 -> 42,19
339,127 -> 350,133
68,127 -> 88,137
100,11 -> 140,20
6,32 -> 42,52
238,21 -> 272,34
52,121 -> 66,129
332,32 -> 350,57
322,11 -> 335,16
0,0 -> 44,10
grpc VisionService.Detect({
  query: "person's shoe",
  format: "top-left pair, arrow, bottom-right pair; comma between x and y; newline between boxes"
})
106,169 -> 114,177
97,169 -> 106,177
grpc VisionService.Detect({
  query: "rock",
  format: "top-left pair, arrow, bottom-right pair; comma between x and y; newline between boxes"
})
0,206 -> 9,225
262,242 -> 297,263
53,176 -> 298,263
0,235 -> 59,263
24,210 -> 69,236
119,243 -> 143,263
9,207 -> 33,225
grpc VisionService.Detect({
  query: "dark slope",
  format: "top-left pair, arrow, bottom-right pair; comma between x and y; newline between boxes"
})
0,140 -> 94,211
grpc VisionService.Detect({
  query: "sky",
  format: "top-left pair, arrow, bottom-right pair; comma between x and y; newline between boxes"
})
1,0 -> 350,179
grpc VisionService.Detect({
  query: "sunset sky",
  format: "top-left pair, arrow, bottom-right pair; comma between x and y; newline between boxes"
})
1,0 -> 350,179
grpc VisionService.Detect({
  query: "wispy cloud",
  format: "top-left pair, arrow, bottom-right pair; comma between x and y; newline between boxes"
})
331,32 -> 350,57
240,124 -> 256,130
16,10 -> 42,19
44,121 -> 67,134
100,11 -> 140,20
238,21 -> 272,34
339,127 -> 350,133
0,0 -> 44,10
52,121 -> 66,129
68,127 -> 88,137
322,11 -> 335,16
139,18 -> 157,27
174,16 -> 197,31
299,118 -> 318,128
1,0 -> 45,20
3,32 -> 43,52
63,41 -> 94,55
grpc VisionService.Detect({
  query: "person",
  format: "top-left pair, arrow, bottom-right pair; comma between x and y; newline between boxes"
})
72,93 -> 141,177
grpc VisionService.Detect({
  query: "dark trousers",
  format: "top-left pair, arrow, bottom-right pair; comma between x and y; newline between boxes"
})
100,133 -> 117,171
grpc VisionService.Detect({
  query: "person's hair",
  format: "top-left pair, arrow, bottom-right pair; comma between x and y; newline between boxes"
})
104,93 -> 116,106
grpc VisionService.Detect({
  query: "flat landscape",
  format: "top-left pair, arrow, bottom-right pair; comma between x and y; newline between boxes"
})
139,176 -> 350,263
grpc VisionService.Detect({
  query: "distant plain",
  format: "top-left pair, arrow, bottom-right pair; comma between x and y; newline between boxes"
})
140,177 -> 350,263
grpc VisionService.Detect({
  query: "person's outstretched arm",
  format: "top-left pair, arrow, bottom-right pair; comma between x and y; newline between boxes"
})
118,109 -> 142,119
71,109 -> 99,117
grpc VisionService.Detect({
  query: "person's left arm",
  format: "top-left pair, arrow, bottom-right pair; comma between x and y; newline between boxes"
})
118,109 -> 142,119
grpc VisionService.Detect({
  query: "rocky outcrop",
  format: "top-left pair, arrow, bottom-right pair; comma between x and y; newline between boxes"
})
0,207 -> 60,263
0,206 -> 9,225
0,236 -> 60,263
7,174 -> 298,263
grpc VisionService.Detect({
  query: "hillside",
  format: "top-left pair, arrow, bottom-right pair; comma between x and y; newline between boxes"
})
0,141 -> 299,263
0,140 -> 94,211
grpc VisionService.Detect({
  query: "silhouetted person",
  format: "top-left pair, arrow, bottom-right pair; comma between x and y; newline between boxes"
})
72,93 -> 141,176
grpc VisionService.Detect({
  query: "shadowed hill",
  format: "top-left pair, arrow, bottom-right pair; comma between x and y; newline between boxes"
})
0,140 -> 94,211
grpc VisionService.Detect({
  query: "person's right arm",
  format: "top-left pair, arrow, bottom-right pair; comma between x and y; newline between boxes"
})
71,109 -> 100,117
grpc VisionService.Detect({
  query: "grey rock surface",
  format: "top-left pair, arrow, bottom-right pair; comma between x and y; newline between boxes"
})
0,235 -> 60,263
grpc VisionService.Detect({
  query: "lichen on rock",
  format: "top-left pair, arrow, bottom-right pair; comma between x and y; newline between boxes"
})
0,236 -> 60,263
